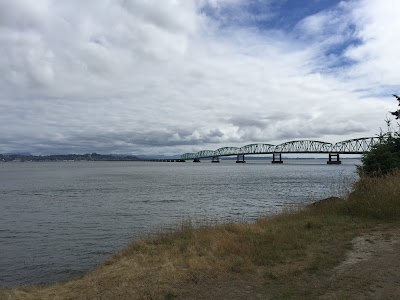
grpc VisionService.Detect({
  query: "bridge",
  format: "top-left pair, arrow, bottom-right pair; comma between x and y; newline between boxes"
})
180,137 -> 380,164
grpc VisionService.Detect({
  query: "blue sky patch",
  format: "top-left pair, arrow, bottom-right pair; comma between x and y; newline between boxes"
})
201,0 -> 344,30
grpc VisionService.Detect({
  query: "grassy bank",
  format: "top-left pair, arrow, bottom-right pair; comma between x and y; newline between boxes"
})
2,172 -> 400,300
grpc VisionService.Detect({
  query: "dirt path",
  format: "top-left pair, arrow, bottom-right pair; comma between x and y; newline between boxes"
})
319,227 -> 400,300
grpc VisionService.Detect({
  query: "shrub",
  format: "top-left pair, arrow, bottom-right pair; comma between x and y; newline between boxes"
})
359,120 -> 400,176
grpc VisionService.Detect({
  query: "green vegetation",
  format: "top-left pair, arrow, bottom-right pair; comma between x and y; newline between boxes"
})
359,119 -> 400,176
1,170 -> 400,300
358,95 -> 400,176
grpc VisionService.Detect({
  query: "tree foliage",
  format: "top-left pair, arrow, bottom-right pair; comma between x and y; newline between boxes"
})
359,120 -> 400,176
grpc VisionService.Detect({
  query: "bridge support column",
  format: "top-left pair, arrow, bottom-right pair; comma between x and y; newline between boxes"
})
212,156 -> 220,163
327,153 -> 341,164
272,153 -> 283,164
193,158 -> 201,162
236,154 -> 246,163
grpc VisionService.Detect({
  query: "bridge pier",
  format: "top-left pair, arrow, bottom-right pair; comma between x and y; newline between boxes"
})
193,158 -> 201,162
272,153 -> 283,164
236,154 -> 246,163
212,156 -> 220,163
327,153 -> 341,164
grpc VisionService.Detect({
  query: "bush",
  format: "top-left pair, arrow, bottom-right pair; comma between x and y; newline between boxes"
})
359,121 -> 400,176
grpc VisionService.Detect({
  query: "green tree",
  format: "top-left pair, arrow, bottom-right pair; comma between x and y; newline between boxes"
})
359,119 -> 400,176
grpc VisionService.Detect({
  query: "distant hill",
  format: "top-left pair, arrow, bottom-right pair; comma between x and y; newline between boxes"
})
0,153 -> 139,162
138,154 -> 182,160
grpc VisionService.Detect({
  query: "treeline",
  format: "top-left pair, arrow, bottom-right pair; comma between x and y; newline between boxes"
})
0,153 -> 139,162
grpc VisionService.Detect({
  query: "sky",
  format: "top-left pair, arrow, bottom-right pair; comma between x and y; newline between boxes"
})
0,0 -> 399,156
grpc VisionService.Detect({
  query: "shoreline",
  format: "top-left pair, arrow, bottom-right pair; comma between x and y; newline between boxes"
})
1,172 -> 399,299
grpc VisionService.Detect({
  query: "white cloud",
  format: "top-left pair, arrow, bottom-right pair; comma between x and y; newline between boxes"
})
0,0 -> 398,155
343,0 -> 400,87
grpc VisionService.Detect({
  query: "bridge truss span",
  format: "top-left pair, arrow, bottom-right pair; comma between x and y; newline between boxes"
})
332,137 -> 381,154
274,140 -> 333,153
195,150 -> 215,159
181,153 -> 197,160
180,137 -> 380,161
214,147 -> 240,157
239,143 -> 276,155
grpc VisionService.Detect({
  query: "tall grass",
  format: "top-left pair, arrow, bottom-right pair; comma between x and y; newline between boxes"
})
339,170 -> 400,220
1,172 -> 400,300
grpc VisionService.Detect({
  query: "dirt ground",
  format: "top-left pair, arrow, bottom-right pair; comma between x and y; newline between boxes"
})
320,227 -> 400,300
175,227 -> 400,300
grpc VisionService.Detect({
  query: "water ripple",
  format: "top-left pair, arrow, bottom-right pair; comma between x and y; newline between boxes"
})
0,160 -> 359,288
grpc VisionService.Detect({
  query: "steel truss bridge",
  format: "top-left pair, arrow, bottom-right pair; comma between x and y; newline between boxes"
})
181,137 -> 380,164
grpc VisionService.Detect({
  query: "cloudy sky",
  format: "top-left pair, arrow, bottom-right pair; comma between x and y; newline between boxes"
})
0,0 -> 399,156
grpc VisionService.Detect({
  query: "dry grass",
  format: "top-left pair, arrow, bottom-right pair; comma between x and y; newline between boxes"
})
340,170 -> 400,219
1,172 -> 400,300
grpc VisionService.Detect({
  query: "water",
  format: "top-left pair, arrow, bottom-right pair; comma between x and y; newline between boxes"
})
0,159 -> 359,288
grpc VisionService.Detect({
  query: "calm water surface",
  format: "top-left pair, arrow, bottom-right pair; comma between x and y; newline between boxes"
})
0,159 -> 359,288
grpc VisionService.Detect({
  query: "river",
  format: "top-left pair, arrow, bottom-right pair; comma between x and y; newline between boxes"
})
0,159 -> 359,288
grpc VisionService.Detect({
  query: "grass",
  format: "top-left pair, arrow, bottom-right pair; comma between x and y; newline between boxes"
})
1,171 -> 400,299
340,171 -> 400,219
